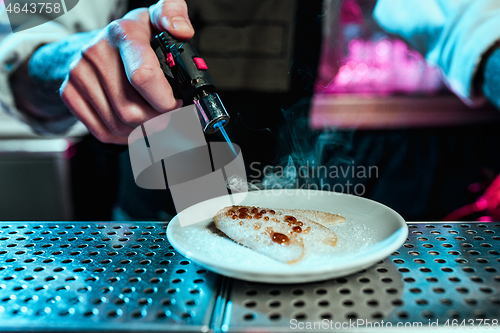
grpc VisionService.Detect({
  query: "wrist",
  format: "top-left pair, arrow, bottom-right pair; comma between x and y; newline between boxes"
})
9,31 -> 99,121
10,54 -> 71,120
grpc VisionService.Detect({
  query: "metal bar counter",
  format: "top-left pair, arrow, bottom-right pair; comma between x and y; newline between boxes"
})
0,222 -> 498,332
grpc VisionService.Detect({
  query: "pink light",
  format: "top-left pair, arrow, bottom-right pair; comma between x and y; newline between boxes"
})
375,40 -> 390,56
368,67 -> 379,79
337,65 -> 352,84
356,63 -> 368,75
476,198 -> 488,211
319,36 -> 444,95
348,39 -> 363,53
346,61 -> 357,70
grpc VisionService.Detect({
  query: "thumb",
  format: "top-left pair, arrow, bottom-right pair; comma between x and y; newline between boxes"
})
149,0 -> 194,40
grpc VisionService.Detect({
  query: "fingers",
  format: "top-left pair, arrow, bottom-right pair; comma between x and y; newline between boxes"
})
69,59 -> 134,138
99,64 -> 165,127
149,0 -> 194,40
122,43 -> 183,113
88,40 -> 174,125
60,79 -> 128,145
59,8 -> 185,145
107,17 -> 183,113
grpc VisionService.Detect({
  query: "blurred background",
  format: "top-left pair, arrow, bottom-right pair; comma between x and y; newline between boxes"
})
311,0 -> 500,129
2,0 -> 500,221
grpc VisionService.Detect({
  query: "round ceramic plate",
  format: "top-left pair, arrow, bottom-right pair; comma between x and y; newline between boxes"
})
167,190 -> 407,283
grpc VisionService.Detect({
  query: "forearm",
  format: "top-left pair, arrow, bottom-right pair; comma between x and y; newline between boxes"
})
9,30 -> 100,122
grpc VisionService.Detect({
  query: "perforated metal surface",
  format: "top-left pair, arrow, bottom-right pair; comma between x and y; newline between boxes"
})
224,222 -> 500,331
0,222 -> 499,332
0,222 -> 221,332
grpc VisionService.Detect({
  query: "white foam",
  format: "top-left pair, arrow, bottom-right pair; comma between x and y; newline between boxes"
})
179,217 -> 379,271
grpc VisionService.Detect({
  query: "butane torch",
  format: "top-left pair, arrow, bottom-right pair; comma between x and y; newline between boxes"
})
152,31 -> 230,135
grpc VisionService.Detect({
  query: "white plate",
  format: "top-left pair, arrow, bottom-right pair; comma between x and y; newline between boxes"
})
167,189 -> 407,283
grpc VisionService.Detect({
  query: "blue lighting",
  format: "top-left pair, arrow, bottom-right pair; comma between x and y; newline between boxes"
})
214,121 -> 237,157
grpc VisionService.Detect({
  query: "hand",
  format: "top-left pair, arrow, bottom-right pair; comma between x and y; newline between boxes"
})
60,0 -> 194,144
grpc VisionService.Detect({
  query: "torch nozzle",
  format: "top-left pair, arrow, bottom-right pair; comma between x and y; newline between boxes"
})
194,92 -> 230,134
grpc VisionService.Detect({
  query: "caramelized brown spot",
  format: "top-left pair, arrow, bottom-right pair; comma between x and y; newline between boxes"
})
303,227 -> 311,234
271,232 -> 289,245
264,216 -> 269,221
231,216 -> 237,220
269,210 -> 275,214
284,215 -> 297,223
238,207 -> 248,213
254,213 -> 262,219
254,224 -> 261,230
251,208 -> 258,214
272,218 -> 279,222
247,215 -> 252,219
297,221 -> 303,226
239,212 -> 249,219
292,226 -> 302,233
260,210 -> 266,214
238,221 -> 243,226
